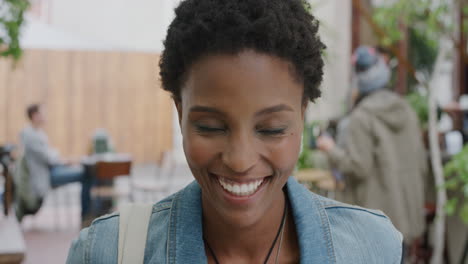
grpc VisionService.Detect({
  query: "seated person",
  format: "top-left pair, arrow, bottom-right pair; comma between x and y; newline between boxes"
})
16,104 -> 92,222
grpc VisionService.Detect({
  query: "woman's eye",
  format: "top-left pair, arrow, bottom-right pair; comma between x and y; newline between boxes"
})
257,128 -> 286,136
195,125 -> 226,133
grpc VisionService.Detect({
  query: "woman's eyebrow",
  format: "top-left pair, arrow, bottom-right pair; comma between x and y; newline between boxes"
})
189,106 -> 225,115
188,104 -> 293,116
255,104 -> 293,116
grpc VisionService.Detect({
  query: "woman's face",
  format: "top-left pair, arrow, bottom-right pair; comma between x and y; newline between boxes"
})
177,50 -> 306,225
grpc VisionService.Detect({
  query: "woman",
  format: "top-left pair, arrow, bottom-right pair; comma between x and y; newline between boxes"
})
67,0 -> 402,263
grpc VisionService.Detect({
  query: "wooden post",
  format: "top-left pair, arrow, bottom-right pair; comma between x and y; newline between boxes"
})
351,0 -> 361,52
459,1 -> 466,97
395,21 -> 408,95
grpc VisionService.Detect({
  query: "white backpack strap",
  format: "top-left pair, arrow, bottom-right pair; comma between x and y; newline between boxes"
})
118,203 -> 154,264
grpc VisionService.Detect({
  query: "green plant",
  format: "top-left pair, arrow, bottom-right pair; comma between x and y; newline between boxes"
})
297,146 -> 314,170
407,27 -> 439,89
297,122 -> 323,170
297,123 -> 314,170
373,0 -> 448,82
405,92 -> 429,129
373,0 -> 450,46
444,145 -> 468,224
0,0 -> 30,61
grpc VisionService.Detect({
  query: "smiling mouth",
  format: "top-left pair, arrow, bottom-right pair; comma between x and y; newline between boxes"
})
217,176 -> 269,197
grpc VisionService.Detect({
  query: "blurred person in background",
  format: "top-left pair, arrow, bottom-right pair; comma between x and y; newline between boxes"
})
15,103 -> 92,223
317,46 -> 428,248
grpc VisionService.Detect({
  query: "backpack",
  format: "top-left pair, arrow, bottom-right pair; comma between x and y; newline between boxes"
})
14,156 -> 43,221
118,203 -> 153,264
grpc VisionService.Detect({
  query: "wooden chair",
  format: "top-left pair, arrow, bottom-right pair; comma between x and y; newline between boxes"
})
92,160 -> 132,195
96,160 -> 132,181
91,160 -> 132,215
130,152 -> 174,202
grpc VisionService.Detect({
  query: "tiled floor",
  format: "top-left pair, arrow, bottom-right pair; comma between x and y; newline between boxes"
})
23,230 -> 78,264
5,163 -> 193,264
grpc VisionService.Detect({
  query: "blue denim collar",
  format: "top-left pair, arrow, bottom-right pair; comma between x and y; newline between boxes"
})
167,180 -> 207,263
167,177 -> 335,263
286,177 -> 335,263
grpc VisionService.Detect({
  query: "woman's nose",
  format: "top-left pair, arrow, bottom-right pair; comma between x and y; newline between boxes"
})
221,134 -> 259,174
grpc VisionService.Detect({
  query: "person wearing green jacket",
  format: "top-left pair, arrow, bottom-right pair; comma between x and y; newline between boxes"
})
317,46 -> 427,247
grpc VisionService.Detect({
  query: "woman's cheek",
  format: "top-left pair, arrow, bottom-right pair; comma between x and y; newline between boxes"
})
268,133 -> 301,174
183,134 -> 217,168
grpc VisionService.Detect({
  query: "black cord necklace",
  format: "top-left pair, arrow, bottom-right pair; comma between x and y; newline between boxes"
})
204,199 -> 288,264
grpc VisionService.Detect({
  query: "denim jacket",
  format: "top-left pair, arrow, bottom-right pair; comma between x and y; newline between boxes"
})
67,177 -> 403,263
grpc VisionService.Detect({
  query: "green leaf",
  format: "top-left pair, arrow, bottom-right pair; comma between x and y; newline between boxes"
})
463,185 -> 468,197
446,198 -> 458,216
461,203 -> 468,225
444,177 -> 459,190
463,6 -> 468,16
405,92 -> 429,128
0,0 -> 30,62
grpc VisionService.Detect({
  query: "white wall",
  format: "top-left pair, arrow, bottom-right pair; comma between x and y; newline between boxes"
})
50,0 -> 181,52
24,0 -> 182,52
306,0 -> 352,122
21,16 -> 112,50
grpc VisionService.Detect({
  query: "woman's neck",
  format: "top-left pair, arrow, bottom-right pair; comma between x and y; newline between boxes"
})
202,192 -> 299,263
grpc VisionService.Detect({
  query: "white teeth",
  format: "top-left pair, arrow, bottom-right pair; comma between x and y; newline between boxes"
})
240,185 -> 247,193
218,178 -> 265,196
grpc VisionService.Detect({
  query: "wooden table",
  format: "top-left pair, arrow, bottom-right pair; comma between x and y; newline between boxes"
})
294,168 -> 346,199
295,168 -> 337,191
0,214 -> 26,264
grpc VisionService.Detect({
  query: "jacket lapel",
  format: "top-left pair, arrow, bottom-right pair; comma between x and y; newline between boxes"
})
167,181 -> 207,264
286,177 -> 336,263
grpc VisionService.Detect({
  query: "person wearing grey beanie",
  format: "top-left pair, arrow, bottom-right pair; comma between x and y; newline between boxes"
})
318,45 -> 428,259
354,46 -> 391,98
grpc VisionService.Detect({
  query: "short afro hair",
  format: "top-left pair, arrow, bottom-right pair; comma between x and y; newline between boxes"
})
159,0 -> 325,103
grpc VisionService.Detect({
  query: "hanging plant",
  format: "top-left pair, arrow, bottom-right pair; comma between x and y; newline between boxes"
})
0,0 -> 30,61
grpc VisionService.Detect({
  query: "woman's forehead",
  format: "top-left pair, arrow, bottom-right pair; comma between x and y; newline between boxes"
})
181,51 -> 303,108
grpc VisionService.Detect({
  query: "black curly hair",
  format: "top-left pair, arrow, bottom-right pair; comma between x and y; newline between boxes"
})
159,0 -> 325,103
